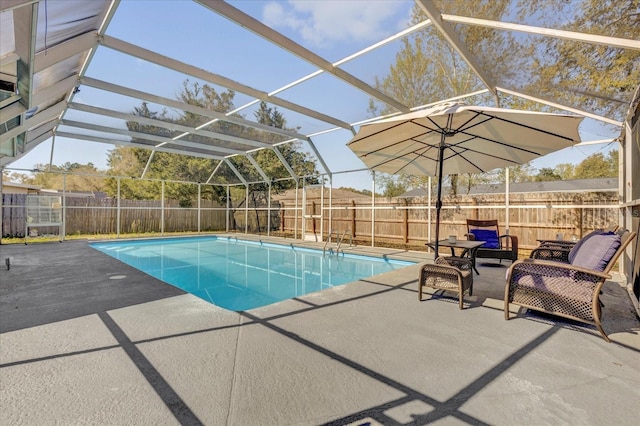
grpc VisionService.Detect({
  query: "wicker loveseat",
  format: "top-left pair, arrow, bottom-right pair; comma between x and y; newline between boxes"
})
504,228 -> 636,342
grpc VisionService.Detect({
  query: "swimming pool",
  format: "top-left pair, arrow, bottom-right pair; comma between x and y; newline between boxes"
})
90,236 -> 415,311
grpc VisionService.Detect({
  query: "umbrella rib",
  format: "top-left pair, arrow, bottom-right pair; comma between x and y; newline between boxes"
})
425,116 -> 447,133
443,145 -> 519,173
452,112 -> 485,133
453,131 -> 544,156
367,144 -> 438,174
415,118 -> 546,157
392,147 -> 438,175
358,126 -> 439,158
474,111 -> 578,141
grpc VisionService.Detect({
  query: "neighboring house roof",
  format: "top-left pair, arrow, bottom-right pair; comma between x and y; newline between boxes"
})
1,182 -> 42,193
39,189 -> 107,198
1,182 -> 42,190
400,178 -> 618,198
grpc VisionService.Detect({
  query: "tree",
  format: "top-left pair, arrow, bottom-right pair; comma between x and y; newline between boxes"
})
106,89 -> 233,206
3,169 -> 33,184
519,0 -> 639,121
12,162 -> 106,192
336,187 -> 372,197
225,101 -> 319,231
573,151 -> 618,178
535,167 -> 562,182
369,0 -> 514,197
368,0 -> 636,196
376,175 -> 407,197
553,163 -> 575,180
496,162 -> 536,183
106,86 -> 320,232
457,172 -> 497,194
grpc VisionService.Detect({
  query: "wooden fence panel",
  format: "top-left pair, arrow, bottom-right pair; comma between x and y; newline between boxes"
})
1,191 -> 617,248
1,194 -> 27,237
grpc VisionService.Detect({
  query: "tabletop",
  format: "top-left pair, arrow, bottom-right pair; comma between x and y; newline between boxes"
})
429,239 -> 485,249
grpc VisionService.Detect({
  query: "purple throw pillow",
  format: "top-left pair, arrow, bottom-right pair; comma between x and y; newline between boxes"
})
570,233 -> 621,272
568,229 -> 604,264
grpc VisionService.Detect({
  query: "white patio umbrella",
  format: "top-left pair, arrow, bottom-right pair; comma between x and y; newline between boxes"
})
346,102 -> 583,257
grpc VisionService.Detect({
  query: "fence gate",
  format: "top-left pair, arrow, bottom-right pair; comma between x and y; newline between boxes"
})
25,195 -> 63,242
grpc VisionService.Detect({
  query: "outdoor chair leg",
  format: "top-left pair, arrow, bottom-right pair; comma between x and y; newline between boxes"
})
504,296 -> 510,320
594,321 -> 611,343
593,303 -> 611,342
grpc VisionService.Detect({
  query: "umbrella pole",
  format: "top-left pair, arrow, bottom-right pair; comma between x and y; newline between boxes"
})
434,130 -> 447,259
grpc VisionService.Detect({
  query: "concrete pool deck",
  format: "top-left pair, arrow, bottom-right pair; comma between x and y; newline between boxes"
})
1,235 -> 639,425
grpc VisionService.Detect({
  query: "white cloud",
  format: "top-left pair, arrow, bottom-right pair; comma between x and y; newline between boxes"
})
263,0 -> 408,48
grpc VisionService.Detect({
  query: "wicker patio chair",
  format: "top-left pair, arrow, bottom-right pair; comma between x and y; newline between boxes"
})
419,256 -> 473,310
505,228 -> 636,342
466,219 -> 518,263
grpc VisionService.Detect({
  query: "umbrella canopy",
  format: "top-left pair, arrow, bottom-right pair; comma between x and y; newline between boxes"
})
347,102 -> 584,257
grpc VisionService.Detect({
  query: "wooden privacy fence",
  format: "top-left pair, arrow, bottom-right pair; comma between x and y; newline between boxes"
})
1,194 -> 27,237
1,195 -> 228,237
277,191 -> 619,251
2,191 -> 618,251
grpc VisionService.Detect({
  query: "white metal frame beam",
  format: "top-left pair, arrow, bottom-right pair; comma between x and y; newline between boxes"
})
12,1 -> 37,109
497,87 -> 624,127
205,161 -> 224,184
224,158 -> 248,186
0,101 -> 26,125
1,99 -> 65,143
66,102 -> 273,150
0,0 -> 37,13
305,139 -> 332,180
55,131 -> 223,160
271,147 -> 299,182
416,0 -> 498,100
59,119 -> 234,157
99,35 -> 352,130
81,76 -> 307,143
442,14 -> 640,51
25,118 -> 56,144
31,74 -> 77,106
226,19 -> 433,123
0,113 -> 59,167
196,0 -> 410,115
245,153 -> 270,184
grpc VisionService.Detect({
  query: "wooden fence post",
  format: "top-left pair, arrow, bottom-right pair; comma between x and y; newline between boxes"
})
281,203 -> 285,232
472,197 -> 479,220
312,200 -> 316,235
351,200 -> 356,238
403,198 -> 409,243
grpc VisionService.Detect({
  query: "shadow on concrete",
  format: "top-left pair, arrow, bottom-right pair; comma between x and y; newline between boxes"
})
1,239 -> 637,425
0,240 -> 184,333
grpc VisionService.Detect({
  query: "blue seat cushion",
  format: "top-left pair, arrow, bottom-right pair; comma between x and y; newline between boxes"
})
469,229 -> 499,249
570,232 -> 621,272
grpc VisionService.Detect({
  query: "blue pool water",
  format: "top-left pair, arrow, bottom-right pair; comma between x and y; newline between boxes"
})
90,236 -> 415,311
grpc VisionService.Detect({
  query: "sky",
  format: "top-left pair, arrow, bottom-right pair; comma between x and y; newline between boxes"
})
7,0 -> 621,190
